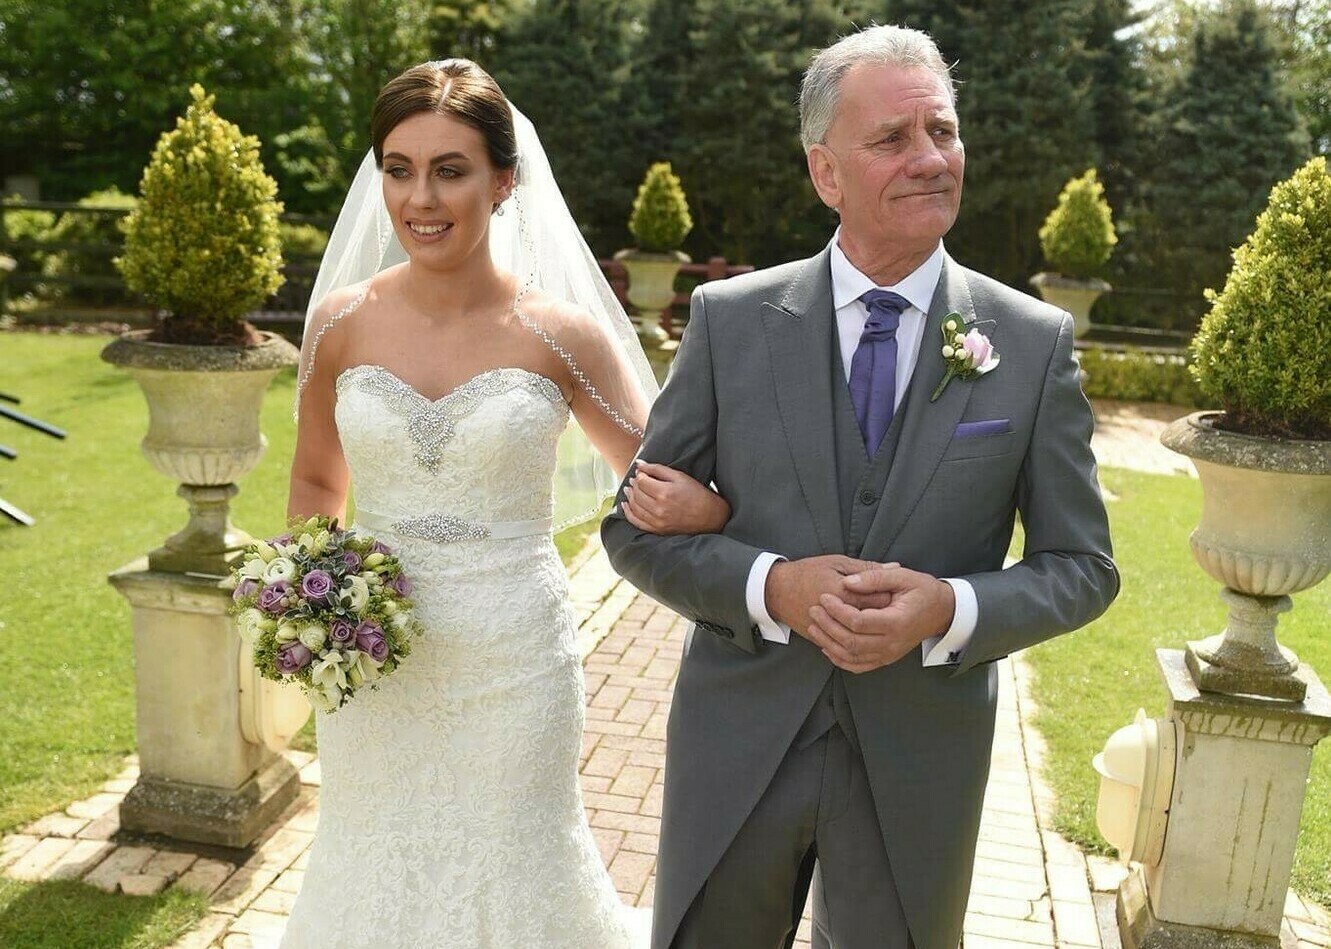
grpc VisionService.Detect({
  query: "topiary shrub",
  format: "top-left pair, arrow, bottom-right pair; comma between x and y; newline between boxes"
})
1038,168 -> 1117,279
1189,156 -> 1331,439
41,187 -> 138,307
118,84 -> 285,345
1077,346 -> 1208,407
628,162 -> 692,254
2,197 -> 56,281
278,222 -> 330,257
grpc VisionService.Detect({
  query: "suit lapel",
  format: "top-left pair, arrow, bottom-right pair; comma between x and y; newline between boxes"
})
760,247 -> 845,554
860,256 -> 979,559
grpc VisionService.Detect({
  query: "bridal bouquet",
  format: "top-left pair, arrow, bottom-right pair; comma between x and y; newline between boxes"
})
225,515 -> 422,713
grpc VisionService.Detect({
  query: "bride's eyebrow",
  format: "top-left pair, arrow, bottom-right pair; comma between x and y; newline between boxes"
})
381,151 -> 472,165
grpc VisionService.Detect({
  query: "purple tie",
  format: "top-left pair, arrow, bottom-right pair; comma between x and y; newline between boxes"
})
849,289 -> 909,456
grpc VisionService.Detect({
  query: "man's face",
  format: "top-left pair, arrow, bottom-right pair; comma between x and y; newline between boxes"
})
808,64 -> 964,255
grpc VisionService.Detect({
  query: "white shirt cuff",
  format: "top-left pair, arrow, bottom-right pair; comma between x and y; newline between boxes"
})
922,578 -> 977,667
746,551 -> 791,644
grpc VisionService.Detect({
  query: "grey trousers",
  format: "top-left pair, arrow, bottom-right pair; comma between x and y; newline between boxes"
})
671,675 -> 913,949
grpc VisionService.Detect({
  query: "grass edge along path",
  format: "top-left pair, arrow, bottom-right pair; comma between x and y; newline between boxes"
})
1025,466 -> 1331,909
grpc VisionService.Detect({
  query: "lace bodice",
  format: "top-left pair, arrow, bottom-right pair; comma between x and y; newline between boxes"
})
335,364 -> 569,522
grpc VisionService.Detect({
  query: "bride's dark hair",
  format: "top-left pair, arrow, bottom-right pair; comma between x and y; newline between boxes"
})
371,59 -> 518,172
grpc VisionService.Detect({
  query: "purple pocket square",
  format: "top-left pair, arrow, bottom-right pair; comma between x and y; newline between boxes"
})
954,418 -> 1012,438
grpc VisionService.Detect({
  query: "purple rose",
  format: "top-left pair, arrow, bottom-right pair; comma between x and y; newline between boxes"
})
389,573 -> 412,597
270,533 -> 293,546
257,581 -> 292,614
301,569 -> 335,602
342,550 -> 363,572
356,622 -> 389,663
330,617 -> 357,646
370,540 -> 392,556
275,641 -> 313,675
232,579 -> 258,603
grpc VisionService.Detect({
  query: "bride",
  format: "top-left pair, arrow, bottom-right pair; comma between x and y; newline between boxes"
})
281,59 -> 726,948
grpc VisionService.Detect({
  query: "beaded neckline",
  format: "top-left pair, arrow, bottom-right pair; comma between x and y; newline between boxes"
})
337,365 -> 567,472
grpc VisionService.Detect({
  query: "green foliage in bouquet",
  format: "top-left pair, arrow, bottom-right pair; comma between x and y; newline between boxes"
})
1038,168 -> 1117,279
1190,156 -> 1331,439
628,162 -> 693,253
118,84 -> 284,345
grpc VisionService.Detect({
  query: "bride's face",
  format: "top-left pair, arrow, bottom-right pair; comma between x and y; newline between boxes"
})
380,111 -> 513,270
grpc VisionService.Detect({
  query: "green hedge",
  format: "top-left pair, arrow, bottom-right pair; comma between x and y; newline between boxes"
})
1077,346 -> 1208,407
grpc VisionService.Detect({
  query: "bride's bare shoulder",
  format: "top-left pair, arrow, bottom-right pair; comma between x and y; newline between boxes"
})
515,287 -> 616,351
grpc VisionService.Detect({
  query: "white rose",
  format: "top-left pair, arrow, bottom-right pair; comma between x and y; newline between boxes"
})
361,571 -> 384,589
339,575 -> 370,612
390,611 -> 409,631
236,608 -> 263,643
298,624 -> 327,652
262,557 -> 297,584
275,622 -> 299,643
238,557 -> 266,580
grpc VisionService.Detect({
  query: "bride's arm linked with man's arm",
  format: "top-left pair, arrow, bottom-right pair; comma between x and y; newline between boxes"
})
557,299 -> 731,537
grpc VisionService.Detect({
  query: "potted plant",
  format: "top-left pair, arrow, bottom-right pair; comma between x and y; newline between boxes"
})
102,84 -> 299,574
1030,168 -> 1117,338
1161,156 -> 1331,702
100,86 -> 308,845
614,162 -> 693,347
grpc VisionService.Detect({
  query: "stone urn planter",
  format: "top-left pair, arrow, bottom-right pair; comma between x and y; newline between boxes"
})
102,330 -> 311,845
1029,272 -> 1110,339
1161,411 -> 1331,701
101,330 -> 300,574
614,248 -> 689,348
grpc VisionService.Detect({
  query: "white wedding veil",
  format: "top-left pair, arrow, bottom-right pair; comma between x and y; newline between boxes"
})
296,90 -> 660,530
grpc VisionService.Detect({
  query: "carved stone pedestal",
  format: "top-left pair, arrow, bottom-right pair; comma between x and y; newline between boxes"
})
109,561 -> 302,848
1118,650 -> 1331,948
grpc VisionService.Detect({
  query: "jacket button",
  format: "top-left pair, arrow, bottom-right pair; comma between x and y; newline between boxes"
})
858,490 -> 878,505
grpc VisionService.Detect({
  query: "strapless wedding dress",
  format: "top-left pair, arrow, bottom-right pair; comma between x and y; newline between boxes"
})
279,364 -> 647,948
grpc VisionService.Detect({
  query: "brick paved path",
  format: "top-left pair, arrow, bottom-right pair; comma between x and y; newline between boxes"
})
5,400 -> 1330,948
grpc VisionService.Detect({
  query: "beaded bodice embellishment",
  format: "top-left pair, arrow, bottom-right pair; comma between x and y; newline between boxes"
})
335,365 -> 566,473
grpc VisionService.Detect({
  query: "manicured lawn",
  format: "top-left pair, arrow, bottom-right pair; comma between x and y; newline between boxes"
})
0,879 -> 208,949
0,332 -> 601,826
1025,466 -> 1331,908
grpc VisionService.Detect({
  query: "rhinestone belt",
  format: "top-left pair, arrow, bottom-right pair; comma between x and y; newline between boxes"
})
354,509 -> 554,543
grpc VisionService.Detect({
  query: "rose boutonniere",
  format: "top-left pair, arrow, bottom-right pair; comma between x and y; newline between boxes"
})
930,315 -> 1000,402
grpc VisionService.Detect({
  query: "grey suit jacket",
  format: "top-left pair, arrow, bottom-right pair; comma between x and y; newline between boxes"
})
601,246 -> 1118,949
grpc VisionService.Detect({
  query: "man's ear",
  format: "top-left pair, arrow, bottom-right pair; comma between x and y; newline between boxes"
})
806,144 -> 840,211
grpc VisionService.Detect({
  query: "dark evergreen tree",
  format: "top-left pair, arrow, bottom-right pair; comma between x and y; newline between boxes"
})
490,0 -> 646,254
1136,0 -> 1309,328
665,0 -> 871,265
879,0 -> 1101,286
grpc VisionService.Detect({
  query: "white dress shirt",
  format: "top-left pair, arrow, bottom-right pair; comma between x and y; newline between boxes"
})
744,236 -> 978,666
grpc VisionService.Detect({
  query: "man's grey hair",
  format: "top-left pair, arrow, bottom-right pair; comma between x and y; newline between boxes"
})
799,25 -> 955,152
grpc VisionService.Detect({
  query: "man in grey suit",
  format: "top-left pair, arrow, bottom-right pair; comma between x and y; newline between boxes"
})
602,25 -> 1118,949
